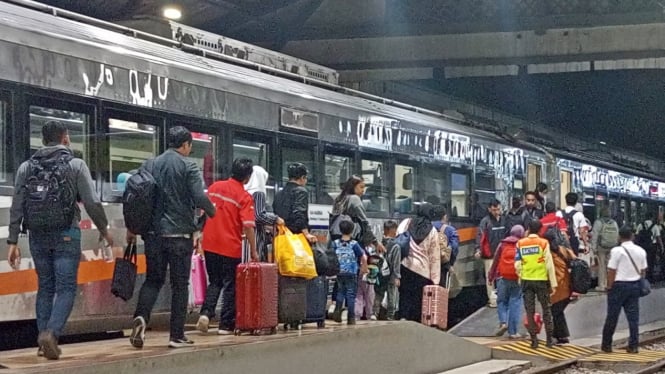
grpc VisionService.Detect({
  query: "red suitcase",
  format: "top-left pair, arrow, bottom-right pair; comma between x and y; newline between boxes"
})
421,284 -> 448,330
234,239 -> 279,336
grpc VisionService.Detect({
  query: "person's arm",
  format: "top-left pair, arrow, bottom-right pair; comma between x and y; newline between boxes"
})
514,243 -> 522,276
75,161 -> 112,247
577,213 -> 590,250
253,192 -> 280,226
606,248 -> 619,290
291,188 -> 315,241
475,218 -> 488,257
241,194 -> 258,261
348,195 -> 379,247
187,161 -> 215,217
8,163 -> 28,245
488,244 -> 503,284
429,231 -> 441,285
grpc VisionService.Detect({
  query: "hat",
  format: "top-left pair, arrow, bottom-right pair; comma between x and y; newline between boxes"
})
510,225 -> 525,238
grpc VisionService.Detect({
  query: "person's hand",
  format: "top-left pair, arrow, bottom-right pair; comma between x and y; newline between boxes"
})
193,234 -> 204,256
305,234 -> 317,243
101,231 -> 114,248
360,265 -> 369,275
8,244 -> 20,270
474,251 -> 481,259
550,287 -> 557,296
126,231 -> 136,245
250,250 -> 260,262
376,242 -> 386,254
394,279 -> 400,288
276,217 -> 285,226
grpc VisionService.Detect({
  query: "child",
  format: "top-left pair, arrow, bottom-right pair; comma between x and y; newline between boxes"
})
372,220 -> 401,320
332,220 -> 368,325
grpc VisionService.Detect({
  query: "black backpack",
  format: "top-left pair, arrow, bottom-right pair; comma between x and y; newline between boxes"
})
23,149 -> 76,232
314,241 -> 340,277
122,162 -> 157,235
635,221 -> 655,249
569,258 -> 592,294
563,210 -> 580,252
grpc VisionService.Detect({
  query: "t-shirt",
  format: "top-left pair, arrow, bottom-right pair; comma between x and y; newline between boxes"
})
557,206 -> 589,250
608,241 -> 647,282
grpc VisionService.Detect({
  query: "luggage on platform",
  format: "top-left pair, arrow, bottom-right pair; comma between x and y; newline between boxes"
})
421,274 -> 449,330
278,275 -> 308,330
303,276 -> 328,328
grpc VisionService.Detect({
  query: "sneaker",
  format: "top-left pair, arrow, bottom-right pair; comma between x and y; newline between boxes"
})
332,310 -> 342,323
494,323 -> 508,337
487,302 -> 497,308
370,315 -> 377,321
196,315 -> 209,334
508,334 -> 522,340
129,316 -> 146,349
168,336 -> 194,348
218,325 -> 234,335
347,318 -> 356,325
601,346 -> 612,353
37,331 -> 60,360
626,347 -> 639,354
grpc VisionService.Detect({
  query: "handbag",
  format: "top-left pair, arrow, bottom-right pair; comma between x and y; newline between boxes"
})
621,245 -> 651,297
273,224 -> 317,279
110,243 -> 138,301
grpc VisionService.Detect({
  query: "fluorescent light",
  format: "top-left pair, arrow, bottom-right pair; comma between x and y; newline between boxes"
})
163,6 -> 182,20
599,141 -> 607,145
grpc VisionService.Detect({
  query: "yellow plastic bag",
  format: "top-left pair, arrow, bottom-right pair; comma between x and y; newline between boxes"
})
274,224 -> 317,279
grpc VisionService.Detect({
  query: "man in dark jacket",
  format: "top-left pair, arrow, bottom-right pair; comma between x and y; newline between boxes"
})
129,126 -> 216,349
273,163 -> 316,243
521,191 -> 544,229
7,121 -> 113,360
475,199 -> 506,307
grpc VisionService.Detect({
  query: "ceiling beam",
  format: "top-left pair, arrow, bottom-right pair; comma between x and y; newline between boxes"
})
339,67 -> 434,82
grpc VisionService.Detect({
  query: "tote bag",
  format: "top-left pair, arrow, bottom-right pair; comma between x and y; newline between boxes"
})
274,224 -> 317,279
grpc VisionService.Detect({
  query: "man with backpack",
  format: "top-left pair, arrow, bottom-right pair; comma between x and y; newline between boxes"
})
7,121 -> 113,360
129,126 -> 216,349
557,193 -> 589,256
475,199 -> 506,308
591,208 -> 619,291
635,212 -> 662,282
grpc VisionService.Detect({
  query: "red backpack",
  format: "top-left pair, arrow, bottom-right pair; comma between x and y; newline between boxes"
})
497,239 -> 519,280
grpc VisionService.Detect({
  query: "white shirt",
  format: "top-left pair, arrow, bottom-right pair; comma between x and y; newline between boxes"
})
608,241 -> 647,282
636,220 -> 662,244
557,206 -> 589,249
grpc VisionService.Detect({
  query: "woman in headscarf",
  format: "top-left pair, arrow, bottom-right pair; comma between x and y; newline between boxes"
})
397,203 -> 441,321
245,165 -> 283,262
544,228 -> 576,345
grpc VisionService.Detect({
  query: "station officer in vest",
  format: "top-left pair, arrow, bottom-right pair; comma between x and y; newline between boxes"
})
515,219 -> 558,349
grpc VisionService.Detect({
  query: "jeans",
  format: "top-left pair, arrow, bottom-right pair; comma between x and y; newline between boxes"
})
200,252 -> 241,329
602,281 -> 641,350
373,281 -> 398,319
596,251 -> 610,289
29,228 -> 81,338
551,299 -> 571,340
522,280 -> 553,338
134,236 -> 192,340
496,278 -> 522,335
335,275 -> 358,319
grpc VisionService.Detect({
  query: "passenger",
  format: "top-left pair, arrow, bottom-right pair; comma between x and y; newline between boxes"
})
273,162 -> 317,244
372,220 -> 401,320
331,176 -> 384,251
521,191 -> 544,229
601,226 -> 647,354
635,212 -> 662,282
244,165 -> 284,262
488,225 -> 524,339
355,246 -> 377,321
432,205 -> 459,286
196,158 -> 258,335
544,228 -> 576,345
504,197 -> 524,235
535,182 -> 548,211
591,207 -> 619,291
539,202 -> 567,237
397,204 -> 441,321
557,193 -> 589,256
475,199 -> 506,308
129,126 -> 216,349
331,220 -> 368,325
7,121 -> 113,360
515,219 -> 557,349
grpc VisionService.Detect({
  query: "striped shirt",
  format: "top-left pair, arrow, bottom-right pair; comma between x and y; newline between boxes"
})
202,178 -> 255,258
251,191 -> 279,261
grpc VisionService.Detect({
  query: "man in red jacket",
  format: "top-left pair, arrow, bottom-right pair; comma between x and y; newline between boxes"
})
196,158 -> 258,336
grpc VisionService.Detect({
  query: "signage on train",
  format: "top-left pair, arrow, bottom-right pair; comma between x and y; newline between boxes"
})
577,164 -> 657,198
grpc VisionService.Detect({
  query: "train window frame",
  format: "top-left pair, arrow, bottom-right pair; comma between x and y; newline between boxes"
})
0,92 -> 10,189
279,137 -> 318,203
170,119 -> 223,188
323,146 -> 355,206
393,161 -> 418,215
360,153 -> 391,218
451,168 -> 472,220
232,131 -> 274,203
101,107 -> 163,203
421,162 -> 450,207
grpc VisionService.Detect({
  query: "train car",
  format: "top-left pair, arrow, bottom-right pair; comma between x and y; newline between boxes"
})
1,0 -> 665,348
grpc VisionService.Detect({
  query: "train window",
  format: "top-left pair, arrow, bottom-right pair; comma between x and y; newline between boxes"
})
474,167 -> 496,219
29,106 -> 90,164
107,118 -> 158,195
282,146 -> 316,203
422,164 -> 449,206
323,153 -> 351,205
361,158 -> 388,213
189,132 -> 218,187
451,172 -> 469,218
394,164 -> 415,214
527,163 -> 542,192
233,138 -> 272,203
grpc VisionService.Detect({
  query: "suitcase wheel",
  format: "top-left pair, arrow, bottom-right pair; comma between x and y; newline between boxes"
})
283,323 -> 289,331
252,329 -> 261,336
233,329 -> 241,336
317,320 -> 325,329
270,327 -> 277,335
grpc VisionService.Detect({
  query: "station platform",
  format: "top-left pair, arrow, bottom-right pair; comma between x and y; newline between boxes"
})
0,321 -> 491,374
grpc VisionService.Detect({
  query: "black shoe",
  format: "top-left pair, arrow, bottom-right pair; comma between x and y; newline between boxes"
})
546,338 -> 554,348
168,336 -> 194,348
347,318 -> 356,325
37,330 -> 60,360
332,310 -> 342,323
555,337 -> 570,345
626,347 -> 639,354
601,346 -> 612,353
530,337 -> 539,349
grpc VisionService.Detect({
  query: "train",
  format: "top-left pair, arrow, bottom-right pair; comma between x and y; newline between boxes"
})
1,0 -> 665,349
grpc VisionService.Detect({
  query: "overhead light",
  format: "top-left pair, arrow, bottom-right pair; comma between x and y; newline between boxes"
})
163,5 -> 182,20
599,141 -> 607,145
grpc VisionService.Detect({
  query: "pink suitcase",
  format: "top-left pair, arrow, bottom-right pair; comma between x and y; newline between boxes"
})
421,284 -> 448,330
191,252 -> 207,306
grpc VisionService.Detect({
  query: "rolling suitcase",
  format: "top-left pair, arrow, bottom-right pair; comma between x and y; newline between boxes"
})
421,274 -> 449,330
278,275 -> 307,330
234,238 -> 279,335
303,276 -> 328,328
190,251 -> 207,306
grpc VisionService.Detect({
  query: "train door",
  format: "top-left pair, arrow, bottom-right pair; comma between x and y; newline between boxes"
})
171,119 -> 223,189
527,162 -> 542,192
231,131 -> 274,203
322,145 -> 355,206
559,170 -> 573,210
360,152 -> 391,217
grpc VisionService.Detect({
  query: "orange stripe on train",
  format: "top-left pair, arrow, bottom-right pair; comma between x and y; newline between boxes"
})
0,255 -> 147,296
